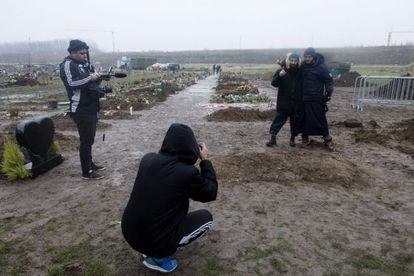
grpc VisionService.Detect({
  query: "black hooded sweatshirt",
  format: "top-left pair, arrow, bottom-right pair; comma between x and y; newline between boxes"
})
121,124 -> 218,258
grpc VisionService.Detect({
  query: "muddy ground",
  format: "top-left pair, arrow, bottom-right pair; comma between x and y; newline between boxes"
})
1,75 -> 414,275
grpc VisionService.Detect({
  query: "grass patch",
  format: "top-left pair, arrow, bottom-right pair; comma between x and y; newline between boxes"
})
352,65 -> 409,76
47,264 -> 65,276
274,237 -> 294,254
47,242 -> 113,275
395,253 -> 414,265
83,260 -> 112,276
1,80 -> 63,95
198,256 -> 236,276
0,215 -> 28,236
0,238 -> 32,275
347,249 -> 413,275
50,242 -> 94,264
270,258 -> 288,273
237,246 -> 273,261
325,233 -> 350,252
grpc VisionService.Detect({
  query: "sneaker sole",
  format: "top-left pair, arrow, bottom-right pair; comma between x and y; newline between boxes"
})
94,168 -> 106,171
143,260 -> 177,273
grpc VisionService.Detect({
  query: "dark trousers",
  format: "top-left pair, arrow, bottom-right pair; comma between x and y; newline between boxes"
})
269,111 -> 295,137
72,113 -> 97,174
177,209 -> 213,248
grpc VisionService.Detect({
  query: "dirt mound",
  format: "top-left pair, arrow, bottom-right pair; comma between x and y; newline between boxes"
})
54,132 -> 79,152
334,71 -> 361,87
389,118 -> 414,142
51,113 -> 111,131
13,75 -> 40,86
331,118 -> 363,128
353,118 -> 414,144
101,93 -> 162,111
206,108 -> 274,122
353,118 -> 414,158
210,152 -> 371,189
353,128 -> 387,144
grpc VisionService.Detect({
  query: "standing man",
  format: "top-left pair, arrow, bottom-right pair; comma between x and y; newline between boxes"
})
266,52 -> 302,147
60,39 -> 106,180
300,47 -> 334,150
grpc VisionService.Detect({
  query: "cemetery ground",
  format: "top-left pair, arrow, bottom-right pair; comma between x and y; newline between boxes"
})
0,65 -> 414,275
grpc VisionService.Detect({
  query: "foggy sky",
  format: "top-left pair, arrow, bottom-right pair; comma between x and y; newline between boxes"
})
1,0 -> 413,51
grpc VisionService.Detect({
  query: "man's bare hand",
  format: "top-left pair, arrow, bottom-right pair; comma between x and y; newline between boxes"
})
90,73 -> 100,81
198,142 -> 208,160
279,69 -> 287,77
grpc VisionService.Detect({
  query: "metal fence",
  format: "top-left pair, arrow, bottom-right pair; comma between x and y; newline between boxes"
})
352,76 -> 414,111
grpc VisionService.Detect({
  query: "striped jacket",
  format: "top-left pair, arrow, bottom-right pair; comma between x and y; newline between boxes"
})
59,57 -> 100,114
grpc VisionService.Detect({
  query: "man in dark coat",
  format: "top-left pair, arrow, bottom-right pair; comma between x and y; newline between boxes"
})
299,47 -> 334,150
266,52 -> 302,147
121,123 -> 218,273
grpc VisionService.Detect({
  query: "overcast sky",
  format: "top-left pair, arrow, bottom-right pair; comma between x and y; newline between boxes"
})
1,0 -> 413,51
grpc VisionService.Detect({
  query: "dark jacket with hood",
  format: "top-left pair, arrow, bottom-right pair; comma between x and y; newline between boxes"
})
59,57 -> 102,114
121,124 -> 218,258
271,60 -> 302,114
301,53 -> 334,102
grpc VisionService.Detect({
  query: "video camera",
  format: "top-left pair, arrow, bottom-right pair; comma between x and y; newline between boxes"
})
99,66 -> 127,81
97,66 -> 127,95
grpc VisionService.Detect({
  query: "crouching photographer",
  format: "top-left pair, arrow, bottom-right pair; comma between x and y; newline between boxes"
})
59,39 -> 112,180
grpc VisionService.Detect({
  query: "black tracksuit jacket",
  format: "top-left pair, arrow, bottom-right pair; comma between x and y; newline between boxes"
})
59,57 -> 101,114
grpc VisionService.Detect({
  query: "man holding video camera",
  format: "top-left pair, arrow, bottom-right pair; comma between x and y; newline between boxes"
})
59,39 -> 106,180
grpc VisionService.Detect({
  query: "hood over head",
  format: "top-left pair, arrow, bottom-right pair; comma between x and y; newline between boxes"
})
313,53 -> 325,66
303,52 -> 325,67
160,123 -> 200,164
285,52 -> 301,70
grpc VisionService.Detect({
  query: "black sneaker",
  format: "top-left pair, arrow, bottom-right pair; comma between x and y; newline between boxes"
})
82,170 -> 104,180
91,163 -> 106,171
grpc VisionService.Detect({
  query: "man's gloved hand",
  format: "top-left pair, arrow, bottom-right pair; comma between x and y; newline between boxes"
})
324,95 -> 331,102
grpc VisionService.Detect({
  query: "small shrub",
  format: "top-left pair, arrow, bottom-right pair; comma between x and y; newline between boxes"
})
48,140 -> 61,158
1,137 -> 31,181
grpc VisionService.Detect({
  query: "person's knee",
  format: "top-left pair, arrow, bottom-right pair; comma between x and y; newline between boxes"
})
198,209 -> 213,222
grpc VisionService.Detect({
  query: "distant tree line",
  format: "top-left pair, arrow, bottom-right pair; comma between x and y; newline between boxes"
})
0,40 -> 413,65
0,39 -> 101,64
104,46 -> 413,65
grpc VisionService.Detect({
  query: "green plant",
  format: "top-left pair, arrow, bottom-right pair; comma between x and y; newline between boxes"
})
48,140 -> 61,157
1,137 -> 31,181
47,265 -> 65,276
